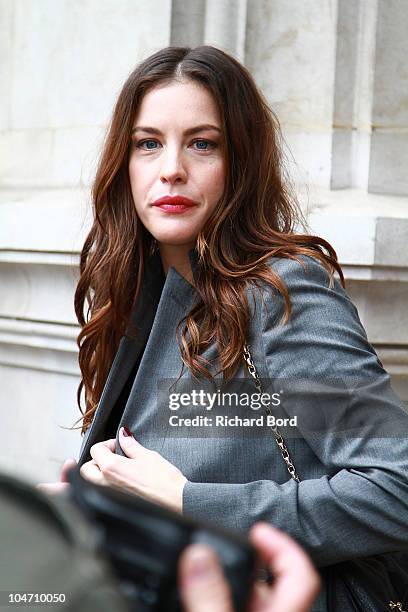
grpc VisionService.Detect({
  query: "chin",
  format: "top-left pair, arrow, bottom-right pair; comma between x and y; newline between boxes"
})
147,225 -> 201,246
152,234 -> 199,247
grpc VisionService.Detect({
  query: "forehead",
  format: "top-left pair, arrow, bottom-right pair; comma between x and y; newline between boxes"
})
134,80 -> 221,126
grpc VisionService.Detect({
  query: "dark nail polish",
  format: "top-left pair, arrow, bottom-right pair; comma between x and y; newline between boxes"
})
123,426 -> 133,437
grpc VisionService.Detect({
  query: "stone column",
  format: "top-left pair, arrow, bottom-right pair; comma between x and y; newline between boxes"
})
245,0 -> 338,189
204,0 -> 247,62
171,0 -> 247,62
331,0 -> 378,190
171,0 -> 206,48
368,0 -> 408,196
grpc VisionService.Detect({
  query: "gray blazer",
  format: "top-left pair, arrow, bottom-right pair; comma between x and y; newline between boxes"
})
78,248 -> 408,611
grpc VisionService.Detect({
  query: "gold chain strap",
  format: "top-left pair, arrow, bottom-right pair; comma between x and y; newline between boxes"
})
243,344 -> 301,483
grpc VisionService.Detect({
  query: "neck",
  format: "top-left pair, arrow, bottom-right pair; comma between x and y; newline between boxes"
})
158,242 -> 195,285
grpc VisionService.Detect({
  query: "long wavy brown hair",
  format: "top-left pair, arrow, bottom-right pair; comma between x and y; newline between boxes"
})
74,45 -> 344,435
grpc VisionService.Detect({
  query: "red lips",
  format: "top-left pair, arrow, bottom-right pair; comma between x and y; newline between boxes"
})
152,195 -> 197,207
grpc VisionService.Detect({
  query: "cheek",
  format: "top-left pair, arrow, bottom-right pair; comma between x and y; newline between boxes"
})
128,161 -> 138,193
207,161 -> 226,200
128,161 -> 150,205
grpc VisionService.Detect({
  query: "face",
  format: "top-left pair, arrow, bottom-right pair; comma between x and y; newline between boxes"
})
128,79 -> 226,249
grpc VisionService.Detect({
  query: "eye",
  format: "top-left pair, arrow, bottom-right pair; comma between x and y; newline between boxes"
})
136,139 -> 160,150
133,138 -> 217,152
192,139 -> 216,151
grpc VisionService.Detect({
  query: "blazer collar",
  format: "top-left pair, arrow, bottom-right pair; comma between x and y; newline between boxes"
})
127,245 -> 199,327
143,245 -> 199,296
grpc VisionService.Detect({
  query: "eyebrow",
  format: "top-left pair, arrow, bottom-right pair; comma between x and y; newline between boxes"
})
131,124 -> 222,136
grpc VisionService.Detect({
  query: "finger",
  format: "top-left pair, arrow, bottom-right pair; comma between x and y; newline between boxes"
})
178,543 -> 234,612
80,460 -> 106,486
118,426 -> 147,459
36,482 -> 69,496
245,581 -> 271,611
249,523 -> 320,612
60,458 -> 77,483
90,440 -> 116,470
249,523 -> 321,612
88,446 -> 128,482
101,438 -> 117,452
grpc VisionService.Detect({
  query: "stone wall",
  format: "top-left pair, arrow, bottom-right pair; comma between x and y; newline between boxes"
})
1,0 -> 407,482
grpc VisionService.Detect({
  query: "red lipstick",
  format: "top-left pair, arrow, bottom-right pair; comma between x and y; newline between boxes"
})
152,195 -> 198,213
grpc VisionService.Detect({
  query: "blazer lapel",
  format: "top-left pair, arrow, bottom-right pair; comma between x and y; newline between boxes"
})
78,249 -> 165,464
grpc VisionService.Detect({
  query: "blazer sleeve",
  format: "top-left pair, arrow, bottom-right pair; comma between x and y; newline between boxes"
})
182,255 -> 408,567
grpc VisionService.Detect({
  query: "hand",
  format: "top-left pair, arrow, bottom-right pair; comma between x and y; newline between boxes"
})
80,427 -> 188,513
178,522 -> 321,612
36,457 -> 77,496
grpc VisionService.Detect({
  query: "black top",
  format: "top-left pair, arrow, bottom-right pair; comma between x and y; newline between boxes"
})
103,342 -> 147,440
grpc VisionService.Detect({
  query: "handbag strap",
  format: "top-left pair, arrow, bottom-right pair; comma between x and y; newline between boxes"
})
243,343 -> 301,483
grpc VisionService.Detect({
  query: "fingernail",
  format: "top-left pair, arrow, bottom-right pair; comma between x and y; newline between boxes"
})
122,426 -> 133,437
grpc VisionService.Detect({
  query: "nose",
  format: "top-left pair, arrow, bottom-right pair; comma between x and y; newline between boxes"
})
159,147 -> 188,185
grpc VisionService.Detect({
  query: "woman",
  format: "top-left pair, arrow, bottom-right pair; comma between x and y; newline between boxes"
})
71,46 -> 408,609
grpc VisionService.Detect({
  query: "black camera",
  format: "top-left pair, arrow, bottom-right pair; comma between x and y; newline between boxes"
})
67,468 -> 258,611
